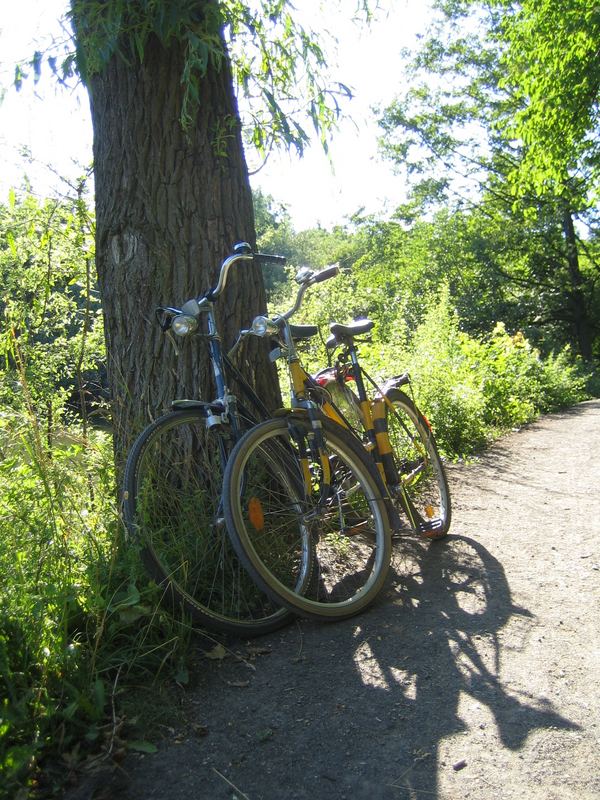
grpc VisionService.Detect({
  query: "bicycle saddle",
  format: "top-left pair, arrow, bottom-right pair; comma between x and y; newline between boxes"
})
327,318 -> 374,347
289,324 -> 319,341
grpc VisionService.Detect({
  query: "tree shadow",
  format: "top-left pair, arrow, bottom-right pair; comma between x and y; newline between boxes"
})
330,533 -> 581,798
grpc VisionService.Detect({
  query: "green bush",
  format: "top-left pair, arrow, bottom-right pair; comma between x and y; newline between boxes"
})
287,279 -> 591,458
379,288 -> 489,456
400,300 -> 590,456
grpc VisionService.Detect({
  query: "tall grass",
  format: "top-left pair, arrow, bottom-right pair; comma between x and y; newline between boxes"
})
0,401 -> 195,798
0,190 -> 202,797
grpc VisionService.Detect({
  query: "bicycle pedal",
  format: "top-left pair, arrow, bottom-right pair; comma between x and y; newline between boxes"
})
341,519 -> 370,535
417,518 -> 444,537
390,527 -> 412,540
341,525 -> 376,544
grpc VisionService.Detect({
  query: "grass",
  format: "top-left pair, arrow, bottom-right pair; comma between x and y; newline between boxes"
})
0,406 -> 199,798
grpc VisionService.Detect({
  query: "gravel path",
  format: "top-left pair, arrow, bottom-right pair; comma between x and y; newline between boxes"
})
70,400 -> 600,800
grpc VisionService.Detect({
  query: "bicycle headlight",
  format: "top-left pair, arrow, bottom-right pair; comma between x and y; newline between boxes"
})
172,314 -> 199,336
251,316 -> 271,336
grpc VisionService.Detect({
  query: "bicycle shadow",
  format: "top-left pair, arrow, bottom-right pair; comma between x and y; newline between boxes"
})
116,532 -> 581,800
309,533 -> 580,798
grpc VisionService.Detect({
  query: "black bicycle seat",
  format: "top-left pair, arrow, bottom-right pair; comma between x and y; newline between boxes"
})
329,319 -> 375,340
289,324 -> 319,341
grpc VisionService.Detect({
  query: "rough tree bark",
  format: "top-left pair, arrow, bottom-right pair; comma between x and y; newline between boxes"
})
75,21 -> 280,465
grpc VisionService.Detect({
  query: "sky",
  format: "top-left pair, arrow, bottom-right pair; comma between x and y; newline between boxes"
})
0,0 -> 431,230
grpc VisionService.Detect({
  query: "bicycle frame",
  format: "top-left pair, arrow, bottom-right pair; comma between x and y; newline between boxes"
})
286,339 -> 396,485
275,321 -> 428,532
166,303 -> 254,436
320,344 -> 411,489
159,244 -> 283,436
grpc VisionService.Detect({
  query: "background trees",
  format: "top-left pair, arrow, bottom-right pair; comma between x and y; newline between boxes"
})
377,0 -> 600,360
496,0 -> 600,198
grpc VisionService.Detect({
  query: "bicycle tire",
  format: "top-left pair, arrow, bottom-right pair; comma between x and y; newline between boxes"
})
223,414 -> 392,621
384,388 -> 451,539
122,408 -> 293,636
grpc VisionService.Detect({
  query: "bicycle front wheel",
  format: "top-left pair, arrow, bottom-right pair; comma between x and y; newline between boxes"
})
223,414 -> 392,621
385,389 -> 451,539
123,409 -> 292,636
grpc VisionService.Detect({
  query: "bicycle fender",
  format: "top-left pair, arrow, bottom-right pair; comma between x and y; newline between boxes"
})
380,372 -> 411,395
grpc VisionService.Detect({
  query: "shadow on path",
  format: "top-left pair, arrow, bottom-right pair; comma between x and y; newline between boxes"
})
117,533 -> 580,800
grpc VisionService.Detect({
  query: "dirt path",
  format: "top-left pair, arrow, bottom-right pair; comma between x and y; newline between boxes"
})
77,400 -> 600,800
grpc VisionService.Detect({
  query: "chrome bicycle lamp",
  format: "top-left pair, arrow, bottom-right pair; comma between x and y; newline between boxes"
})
250,315 -> 278,337
172,314 -> 199,336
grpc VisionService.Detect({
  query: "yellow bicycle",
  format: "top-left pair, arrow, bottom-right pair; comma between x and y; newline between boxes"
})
222,265 -> 451,621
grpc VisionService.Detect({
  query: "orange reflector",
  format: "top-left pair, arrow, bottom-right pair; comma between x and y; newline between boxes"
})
248,496 -> 265,531
425,505 -> 435,519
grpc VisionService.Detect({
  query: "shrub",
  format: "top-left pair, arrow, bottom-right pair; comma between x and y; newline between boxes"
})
311,285 -> 591,458
385,289 -> 489,456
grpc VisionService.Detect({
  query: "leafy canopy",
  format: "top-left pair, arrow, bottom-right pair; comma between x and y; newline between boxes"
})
379,0 -> 600,207
496,0 -> 600,198
25,1 -> 376,160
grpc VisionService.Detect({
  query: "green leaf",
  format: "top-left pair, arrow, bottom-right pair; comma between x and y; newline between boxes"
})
128,740 -> 158,754
6,231 -> 17,258
204,643 -> 227,660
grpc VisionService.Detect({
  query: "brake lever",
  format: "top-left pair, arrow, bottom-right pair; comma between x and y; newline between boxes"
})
227,329 -> 249,359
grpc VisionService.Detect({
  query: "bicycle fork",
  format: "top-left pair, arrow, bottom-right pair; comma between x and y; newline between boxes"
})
345,347 -> 426,534
288,360 -> 332,507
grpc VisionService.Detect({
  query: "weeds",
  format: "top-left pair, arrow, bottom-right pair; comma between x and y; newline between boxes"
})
360,287 -> 590,458
0,192 -> 194,798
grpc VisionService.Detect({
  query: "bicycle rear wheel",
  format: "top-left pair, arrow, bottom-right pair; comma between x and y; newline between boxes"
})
223,414 -> 392,621
385,389 -> 451,539
123,409 -> 292,636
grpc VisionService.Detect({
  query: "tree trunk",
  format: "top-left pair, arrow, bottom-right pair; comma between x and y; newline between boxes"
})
80,27 -> 279,466
562,206 -> 593,360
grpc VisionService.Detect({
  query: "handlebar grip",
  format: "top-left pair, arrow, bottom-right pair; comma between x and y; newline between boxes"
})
255,253 -> 287,266
312,265 -> 339,284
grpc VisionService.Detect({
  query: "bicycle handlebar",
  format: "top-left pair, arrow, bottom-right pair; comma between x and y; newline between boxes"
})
206,251 -> 253,300
311,264 -> 339,284
280,264 -> 339,321
157,243 -> 287,333
206,245 -> 287,301
255,253 -> 287,266
237,264 -> 340,343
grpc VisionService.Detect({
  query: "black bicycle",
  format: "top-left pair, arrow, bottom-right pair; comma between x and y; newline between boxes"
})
122,243 -> 301,636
